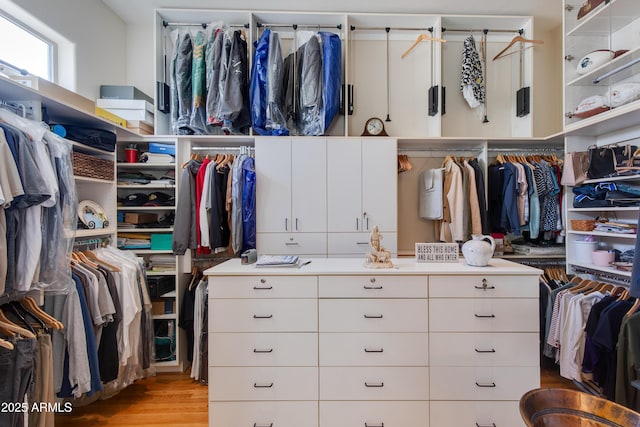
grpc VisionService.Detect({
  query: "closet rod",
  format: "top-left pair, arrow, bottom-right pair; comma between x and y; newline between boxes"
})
0,101 -> 30,118
256,22 -> 342,30
162,20 -> 249,29
486,146 -> 564,152
442,27 -> 522,34
191,146 -> 253,151
350,26 -> 433,32
593,56 -> 640,84
0,58 -> 28,76
398,146 -> 482,152
572,266 -> 631,285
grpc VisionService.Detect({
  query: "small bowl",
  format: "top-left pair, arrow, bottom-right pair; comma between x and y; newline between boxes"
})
591,250 -> 615,267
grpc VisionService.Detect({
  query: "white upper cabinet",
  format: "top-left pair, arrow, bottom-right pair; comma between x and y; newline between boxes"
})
256,137 -> 327,234
327,138 -> 397,234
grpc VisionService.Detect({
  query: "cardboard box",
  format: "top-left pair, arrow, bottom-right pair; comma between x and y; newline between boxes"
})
124,212 -> 158,224
126,120 -> 154,133
151,233 -> 173,250
151,301 -> 165,316
100,85 -> 153,103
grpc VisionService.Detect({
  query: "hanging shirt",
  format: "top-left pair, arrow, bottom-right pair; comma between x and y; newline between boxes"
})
460,35 -> 485,109
266,31 -> 288,135
249,28 -> 270,135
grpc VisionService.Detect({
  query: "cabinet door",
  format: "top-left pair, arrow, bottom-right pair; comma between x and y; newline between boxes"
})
256,137 -> 292,233
327,138 -> 363,232
291,138 -> 326,232
362,138 -> 397,232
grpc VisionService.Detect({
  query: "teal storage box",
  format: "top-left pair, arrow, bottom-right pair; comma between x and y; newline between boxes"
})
151,233 -> 173,250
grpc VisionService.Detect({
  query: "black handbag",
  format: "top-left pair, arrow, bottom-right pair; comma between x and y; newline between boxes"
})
587,145 -> 638,179
587,146 -> 615,179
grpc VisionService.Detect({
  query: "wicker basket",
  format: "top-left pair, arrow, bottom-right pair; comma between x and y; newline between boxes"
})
571,219 -> 596,231
72,151 -> 114,181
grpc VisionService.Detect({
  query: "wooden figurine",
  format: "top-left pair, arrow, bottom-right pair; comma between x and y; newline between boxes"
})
364,226 -> 393,268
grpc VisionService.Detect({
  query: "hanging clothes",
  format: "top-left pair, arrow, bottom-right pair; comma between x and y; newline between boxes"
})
219,30 -> 251,135
205,26 -> 224,132
265,31 -> 288,135
631,210 -> 640,298
419,168 -> 444,220
319,31 -> 342,133
173,159 -> 200,255
190,30 -> 208,134
173,31 -> 194,134
298,32 -> 323,136
460,35 -> 485,109
249,28 -> 271,135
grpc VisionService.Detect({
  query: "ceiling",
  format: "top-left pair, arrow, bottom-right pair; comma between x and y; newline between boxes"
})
101,0 -> 563,31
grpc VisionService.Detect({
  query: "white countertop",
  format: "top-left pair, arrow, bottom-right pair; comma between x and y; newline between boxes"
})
204,257 -> 543,276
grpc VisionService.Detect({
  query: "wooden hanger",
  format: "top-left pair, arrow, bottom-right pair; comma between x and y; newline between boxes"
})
493,34 -> 543,61
74,251 -> 99,269
625,298 -> 640,318
0,308 -> 36,339
401,33 -> 446,59
20,297 -> 64,330
0,338 -> 13,350
82,250 -> 121,273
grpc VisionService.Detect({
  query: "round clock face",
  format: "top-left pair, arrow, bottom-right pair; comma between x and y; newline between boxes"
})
366,118 -> 384,135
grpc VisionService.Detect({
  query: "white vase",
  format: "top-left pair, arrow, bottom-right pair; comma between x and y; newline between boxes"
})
461,234 -> 496,267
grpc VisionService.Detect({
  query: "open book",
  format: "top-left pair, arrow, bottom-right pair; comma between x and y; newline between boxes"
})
255,255 -> 300,268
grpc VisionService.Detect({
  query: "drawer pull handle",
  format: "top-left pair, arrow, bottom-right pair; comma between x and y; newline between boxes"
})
365,382 -> 384,387
253,348 -> 273,353
475,382 -> 496,388
364,348 -> 384,353
254,424 -> 273,427
474,278 -> 495,290
364,285 -> 383,290
285,242 -> 299,246
476,424 -> 496,427
253,382 -> 274,388
253,314 -> 273,319
253,286 -> 273,290
475,314 -> 496,319
364,314 -> 384,319
357,242 -> 370,245
365,424 -> 384,427
475,348 -> 496,353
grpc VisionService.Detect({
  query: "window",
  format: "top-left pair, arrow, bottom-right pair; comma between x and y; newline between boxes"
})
0,14 -> 52,80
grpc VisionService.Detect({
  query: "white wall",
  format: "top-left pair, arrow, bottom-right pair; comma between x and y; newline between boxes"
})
1,0 -> 127,100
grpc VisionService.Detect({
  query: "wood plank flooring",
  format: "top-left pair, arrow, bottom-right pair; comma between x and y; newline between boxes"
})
54,367 -> 577,426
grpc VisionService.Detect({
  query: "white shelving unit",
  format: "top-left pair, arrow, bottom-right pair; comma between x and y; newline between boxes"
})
562,0 -> 640,281
115,140 -> 185,371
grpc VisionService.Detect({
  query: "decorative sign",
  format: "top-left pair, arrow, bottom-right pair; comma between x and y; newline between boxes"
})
415,243 -> 459,263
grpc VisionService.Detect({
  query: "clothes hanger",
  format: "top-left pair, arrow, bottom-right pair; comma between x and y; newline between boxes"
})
625,297 -> 640,318
82,250 -> 121,273
20,297 -> 64,330
0,308 -> 36,339
74,251 -> 99,269
493,34 -> 543,61
401,33 -> 446,59
0,337 -> 13,350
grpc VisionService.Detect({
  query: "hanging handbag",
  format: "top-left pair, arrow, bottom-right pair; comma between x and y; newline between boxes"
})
587,144 -> 639,179
561,151 -> 590,186
587,146 -> 615,179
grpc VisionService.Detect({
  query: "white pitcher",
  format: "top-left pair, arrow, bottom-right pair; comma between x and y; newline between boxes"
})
461,234 -> 496,267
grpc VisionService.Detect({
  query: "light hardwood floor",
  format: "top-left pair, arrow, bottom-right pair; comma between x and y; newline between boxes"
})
54,368 -> 577,426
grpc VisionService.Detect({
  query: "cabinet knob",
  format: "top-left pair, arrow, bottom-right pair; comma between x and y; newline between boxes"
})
564,4 -> 574,11
260,278 -> 267,284
370,278 -> 376,283
564,54 -> 574,61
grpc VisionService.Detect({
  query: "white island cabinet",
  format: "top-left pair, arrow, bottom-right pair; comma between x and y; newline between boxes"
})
205,258 -> 541,427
